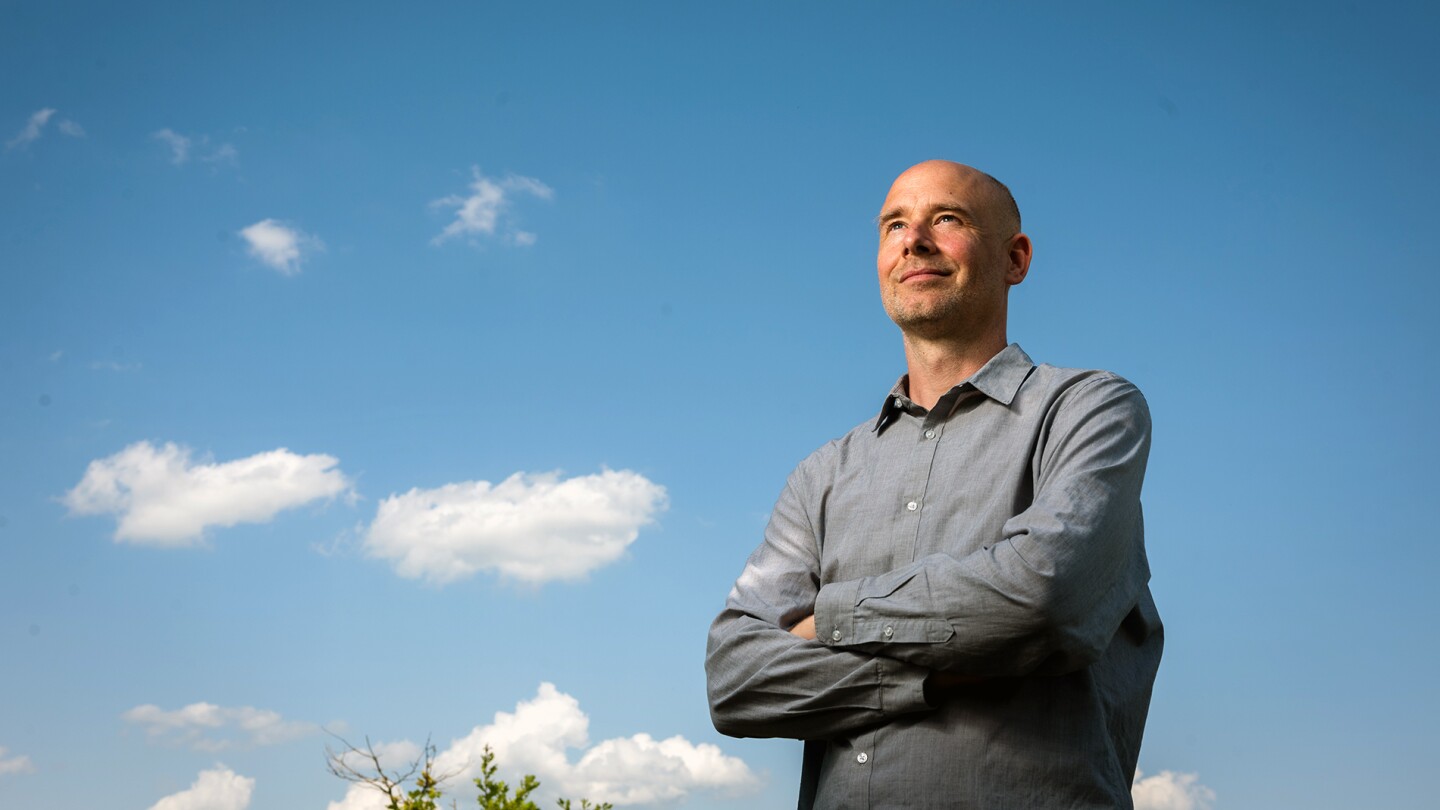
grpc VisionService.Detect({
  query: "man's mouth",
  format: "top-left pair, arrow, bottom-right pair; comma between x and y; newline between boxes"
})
900,267 -> 950,283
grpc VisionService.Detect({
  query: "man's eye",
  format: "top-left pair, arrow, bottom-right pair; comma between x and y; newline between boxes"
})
936,214 -> 959,224
885,221 -> 906,232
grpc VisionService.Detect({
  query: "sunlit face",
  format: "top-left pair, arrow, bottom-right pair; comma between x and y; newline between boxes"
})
876,161 -> 1028,341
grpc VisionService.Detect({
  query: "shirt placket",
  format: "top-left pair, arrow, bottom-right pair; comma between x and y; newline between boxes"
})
902,389 -> 969,563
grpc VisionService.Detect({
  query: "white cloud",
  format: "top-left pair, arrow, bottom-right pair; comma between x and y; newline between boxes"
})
62,440 -> 354,546
154,128 -> 192,164
239,219 -> 322,275
154,128 -> 236,166
364,469 -> 667,585
148,766 -> 254,810
203,142 -> 239,165
6,109 -> 83,148
428,683 -> 758,806
430,167 -> 553,246
0,746 -> 35,776
123,702 -> 316,751
7,108 -> 55,149
327,784 -> 391,810
1133,768 -> 1216,810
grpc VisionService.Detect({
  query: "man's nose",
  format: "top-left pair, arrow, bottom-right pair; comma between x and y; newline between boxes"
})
903,225 -> 935,255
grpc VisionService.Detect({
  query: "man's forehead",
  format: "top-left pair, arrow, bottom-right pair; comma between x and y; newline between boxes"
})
879,161 -> 1015,228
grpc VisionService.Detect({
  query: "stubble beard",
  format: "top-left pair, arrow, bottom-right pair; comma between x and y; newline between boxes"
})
883,285 -> 978,342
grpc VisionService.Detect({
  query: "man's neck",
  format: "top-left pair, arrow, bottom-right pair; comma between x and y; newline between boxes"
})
901,333 -> 1008,410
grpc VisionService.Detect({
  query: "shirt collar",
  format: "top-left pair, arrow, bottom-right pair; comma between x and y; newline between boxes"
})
872,344 -> 1036,433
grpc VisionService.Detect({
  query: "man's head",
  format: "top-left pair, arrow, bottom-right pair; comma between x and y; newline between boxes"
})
876,160 -> 1032,345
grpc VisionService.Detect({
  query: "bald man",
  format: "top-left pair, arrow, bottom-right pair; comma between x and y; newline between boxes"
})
706,162 -> 1162,809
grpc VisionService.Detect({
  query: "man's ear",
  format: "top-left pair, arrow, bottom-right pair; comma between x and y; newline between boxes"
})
1006,232 -> 1033,286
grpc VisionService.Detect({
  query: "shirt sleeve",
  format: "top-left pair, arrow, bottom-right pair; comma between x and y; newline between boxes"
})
705,465 -> 933,741
811,374 -> 1155,677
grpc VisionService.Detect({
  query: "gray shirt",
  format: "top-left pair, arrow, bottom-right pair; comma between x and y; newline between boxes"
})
706,344 -> 1162,810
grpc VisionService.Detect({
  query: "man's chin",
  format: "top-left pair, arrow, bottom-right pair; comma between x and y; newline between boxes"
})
885,306 -> 963,337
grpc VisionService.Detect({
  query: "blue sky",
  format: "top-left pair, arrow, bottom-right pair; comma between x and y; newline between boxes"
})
3,2 -> 1438,808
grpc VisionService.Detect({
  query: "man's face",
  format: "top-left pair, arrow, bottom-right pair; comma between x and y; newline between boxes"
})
876,161 -> 1028,341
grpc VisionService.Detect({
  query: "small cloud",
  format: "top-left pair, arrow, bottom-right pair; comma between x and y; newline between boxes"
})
124,702 -> 317,751
313,522 -> 365,558
57,119 -> 85,137
203,142 -> 238,166
1133,768 -> 1216,810
364,469 -> 667,586
89,360 -> 142,372
0,746 -> 35,776
147,766 -> 254,810
153,128 -> 192,164
62,440 -> 354,546
239,219 -> 322,275
430,167 -> 553,247
154,128 -> 237,166
7,108 -> 56,149
47,349 -> 64,362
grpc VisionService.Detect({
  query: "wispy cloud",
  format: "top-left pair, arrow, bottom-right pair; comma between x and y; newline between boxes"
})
1133,769 -> 1216,810
153,128 -> 191,164
89,360 -> 142,372
8,108 -> 52,149
6,108 -> 84,149
430,167 -> 553,247
364,469 -> 667,586
62,440 -> 354,546
0,746 -> 35,776
124,702 -> 317,751
205,142 -> 238,165
325,683 -> 758,809
239,219 -> 323,275
153,128 -> 237,166
147,766 -> 253,810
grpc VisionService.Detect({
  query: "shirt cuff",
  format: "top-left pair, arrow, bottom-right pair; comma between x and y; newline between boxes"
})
814,578 -> 862,647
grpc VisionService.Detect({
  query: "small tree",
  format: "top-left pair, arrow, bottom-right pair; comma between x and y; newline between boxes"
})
326,735 -> 612,810
325,735 -> 452,810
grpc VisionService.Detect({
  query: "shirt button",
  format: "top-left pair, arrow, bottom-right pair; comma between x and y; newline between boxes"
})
906,501 -> 918,511
856,752 -> 869,764
924,429 -> 936,439
831,629 -> 842,642
883,625 -> 894,639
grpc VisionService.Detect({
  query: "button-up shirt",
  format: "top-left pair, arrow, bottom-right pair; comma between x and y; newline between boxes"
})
706,344 -> 1162,809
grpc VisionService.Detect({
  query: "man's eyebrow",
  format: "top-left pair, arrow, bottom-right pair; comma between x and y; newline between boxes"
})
876,203 -> 974,229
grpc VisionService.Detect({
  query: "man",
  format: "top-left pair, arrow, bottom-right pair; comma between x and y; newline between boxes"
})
705,161 -> 1162,809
